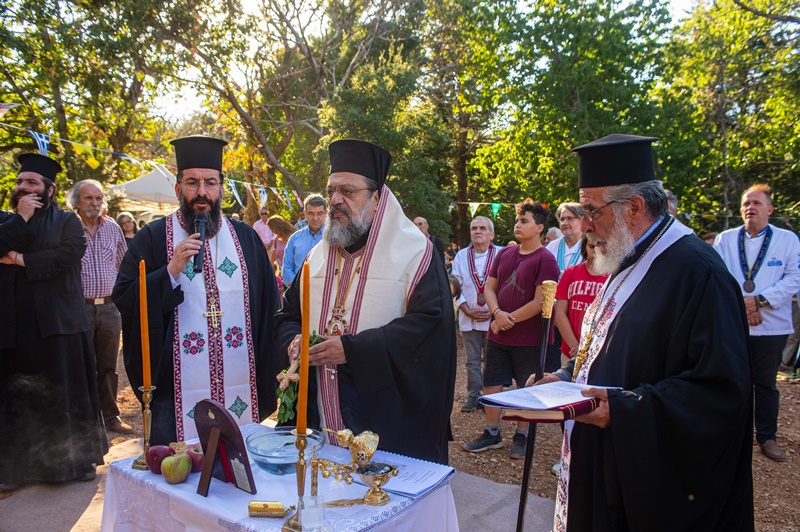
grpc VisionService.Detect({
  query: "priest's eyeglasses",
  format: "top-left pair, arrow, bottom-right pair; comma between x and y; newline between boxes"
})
582,200 -> 619,222
181,178 -> 221,191
325,186 -> 375,199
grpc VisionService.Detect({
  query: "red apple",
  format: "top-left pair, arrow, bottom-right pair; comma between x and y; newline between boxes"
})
161,453 -> 192,484
146,445 -> 175,474
186,445 -> 204,473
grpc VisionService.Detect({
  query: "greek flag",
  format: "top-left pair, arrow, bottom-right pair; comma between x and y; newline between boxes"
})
27,130 -> 50,155
114,152 -> 144,170
227,179 -> 245,208
257,185 -> 268,208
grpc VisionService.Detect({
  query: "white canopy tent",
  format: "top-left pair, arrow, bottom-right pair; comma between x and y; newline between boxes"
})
108,164 -> 178,213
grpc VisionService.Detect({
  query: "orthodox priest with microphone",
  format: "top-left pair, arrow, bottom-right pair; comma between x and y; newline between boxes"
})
113,135 -> 281,445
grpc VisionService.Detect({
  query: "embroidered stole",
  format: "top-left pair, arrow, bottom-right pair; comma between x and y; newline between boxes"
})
305,186 -> 432,445
553,221 -> 693,532
167,212 -> 258,441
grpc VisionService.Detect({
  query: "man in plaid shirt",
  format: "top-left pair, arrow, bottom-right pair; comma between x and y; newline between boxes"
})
71,180 -> 131,434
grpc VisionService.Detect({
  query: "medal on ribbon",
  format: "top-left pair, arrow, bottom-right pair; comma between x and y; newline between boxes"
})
738,226 -> 772,294
468,243 -> 495,307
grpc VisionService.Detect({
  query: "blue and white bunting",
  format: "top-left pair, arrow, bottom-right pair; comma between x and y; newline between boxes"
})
227,179 -> 245,208
282,189 -> 294,210
27,130 -> 50,155
114,152 -> 144,171
0,102 -> 21,118
257,185 -> 268,208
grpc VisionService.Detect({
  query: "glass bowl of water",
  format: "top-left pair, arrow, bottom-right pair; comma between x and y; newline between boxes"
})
246,426 -> 325,475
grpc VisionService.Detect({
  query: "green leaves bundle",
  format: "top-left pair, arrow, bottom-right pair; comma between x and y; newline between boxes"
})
276,331 -> 325,423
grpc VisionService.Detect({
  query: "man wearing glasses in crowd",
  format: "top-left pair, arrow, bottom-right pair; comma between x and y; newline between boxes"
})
113,135 -> 281,445
253,206 -> 276,253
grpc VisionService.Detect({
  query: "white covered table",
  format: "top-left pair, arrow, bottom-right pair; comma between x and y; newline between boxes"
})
101,425 -> 458,531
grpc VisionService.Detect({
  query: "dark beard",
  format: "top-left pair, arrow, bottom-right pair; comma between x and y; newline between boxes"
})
179,191 -> 222,238
10,189 -> 51,211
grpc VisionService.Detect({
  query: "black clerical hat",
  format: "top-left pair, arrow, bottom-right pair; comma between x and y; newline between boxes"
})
170,135 -> 228,172
328,139 -> 392,190
17,153 -> 62,181
572,134 -> 658,188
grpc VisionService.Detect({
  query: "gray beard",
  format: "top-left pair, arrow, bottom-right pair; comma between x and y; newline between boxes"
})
589,221 -> 636,276
324,204 -> 373,248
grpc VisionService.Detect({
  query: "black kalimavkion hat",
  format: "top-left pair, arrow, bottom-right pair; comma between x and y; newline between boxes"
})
328,139 -> 392,190
17,153 -> 62,181
170,135 -> 228,172
572,134 -> 658,188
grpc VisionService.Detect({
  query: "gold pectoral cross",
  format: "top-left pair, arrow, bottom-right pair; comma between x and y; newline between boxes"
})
203,296 -> 224,328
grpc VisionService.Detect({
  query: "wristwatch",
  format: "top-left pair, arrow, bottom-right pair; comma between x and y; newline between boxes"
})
757,295 -> 769,308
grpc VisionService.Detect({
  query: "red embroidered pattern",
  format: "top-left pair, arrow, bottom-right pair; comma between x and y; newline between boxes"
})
229,219 -> 259,423
167,215 -> 185,441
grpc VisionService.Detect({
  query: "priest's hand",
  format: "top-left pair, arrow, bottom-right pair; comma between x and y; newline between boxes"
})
16,193 -> 42,222
308,336 -> 346,366
167,233 -> 202,280
526,372 -> 560,387
288,334 -> 301,362
575,387 -> 610,428
0,252 -> 16,265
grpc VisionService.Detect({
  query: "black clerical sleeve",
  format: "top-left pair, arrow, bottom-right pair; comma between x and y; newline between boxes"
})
0,212 -> 35,256
23,211 -> 85,282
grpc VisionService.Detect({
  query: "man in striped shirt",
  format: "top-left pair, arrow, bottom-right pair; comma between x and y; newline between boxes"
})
71,180 -> 131,434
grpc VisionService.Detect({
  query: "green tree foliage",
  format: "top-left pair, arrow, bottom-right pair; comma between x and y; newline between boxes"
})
661,0 -> 800,232
1,0 -> 798,236
1,0 -> 177,199
419,0 -> 522,245
471,0 -> 671,240
319,48 -> 453,238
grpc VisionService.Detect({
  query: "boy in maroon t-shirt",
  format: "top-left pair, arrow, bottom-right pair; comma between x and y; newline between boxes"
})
462,199 -> 560,459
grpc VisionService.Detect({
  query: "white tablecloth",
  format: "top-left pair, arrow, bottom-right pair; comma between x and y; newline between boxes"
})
101,432 -> 458,531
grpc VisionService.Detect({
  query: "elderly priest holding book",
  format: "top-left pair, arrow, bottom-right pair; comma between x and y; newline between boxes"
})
545,134 -> 753,532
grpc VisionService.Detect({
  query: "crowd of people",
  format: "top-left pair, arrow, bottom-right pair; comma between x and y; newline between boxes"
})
2,131 -> 799,531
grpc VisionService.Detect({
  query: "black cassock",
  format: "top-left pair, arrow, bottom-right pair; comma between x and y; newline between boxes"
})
274,240 -> 457,465
112,216 -> 281,445
567,218 -> 753,531
0,207 -> 107,484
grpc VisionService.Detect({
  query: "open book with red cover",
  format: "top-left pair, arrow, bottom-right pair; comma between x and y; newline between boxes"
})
479,381 -> 601,423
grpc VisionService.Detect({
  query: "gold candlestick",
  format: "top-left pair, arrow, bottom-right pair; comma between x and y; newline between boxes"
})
131,385 -> 156,470
282,429 -> 308,532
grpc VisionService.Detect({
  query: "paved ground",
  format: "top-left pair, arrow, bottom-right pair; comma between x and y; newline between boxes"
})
0,439 -> 554,531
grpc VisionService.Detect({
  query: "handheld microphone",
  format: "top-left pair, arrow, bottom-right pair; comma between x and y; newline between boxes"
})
193,213 -> 207,273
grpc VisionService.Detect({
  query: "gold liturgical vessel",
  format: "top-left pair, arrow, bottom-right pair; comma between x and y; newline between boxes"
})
282,429 -> 398,530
